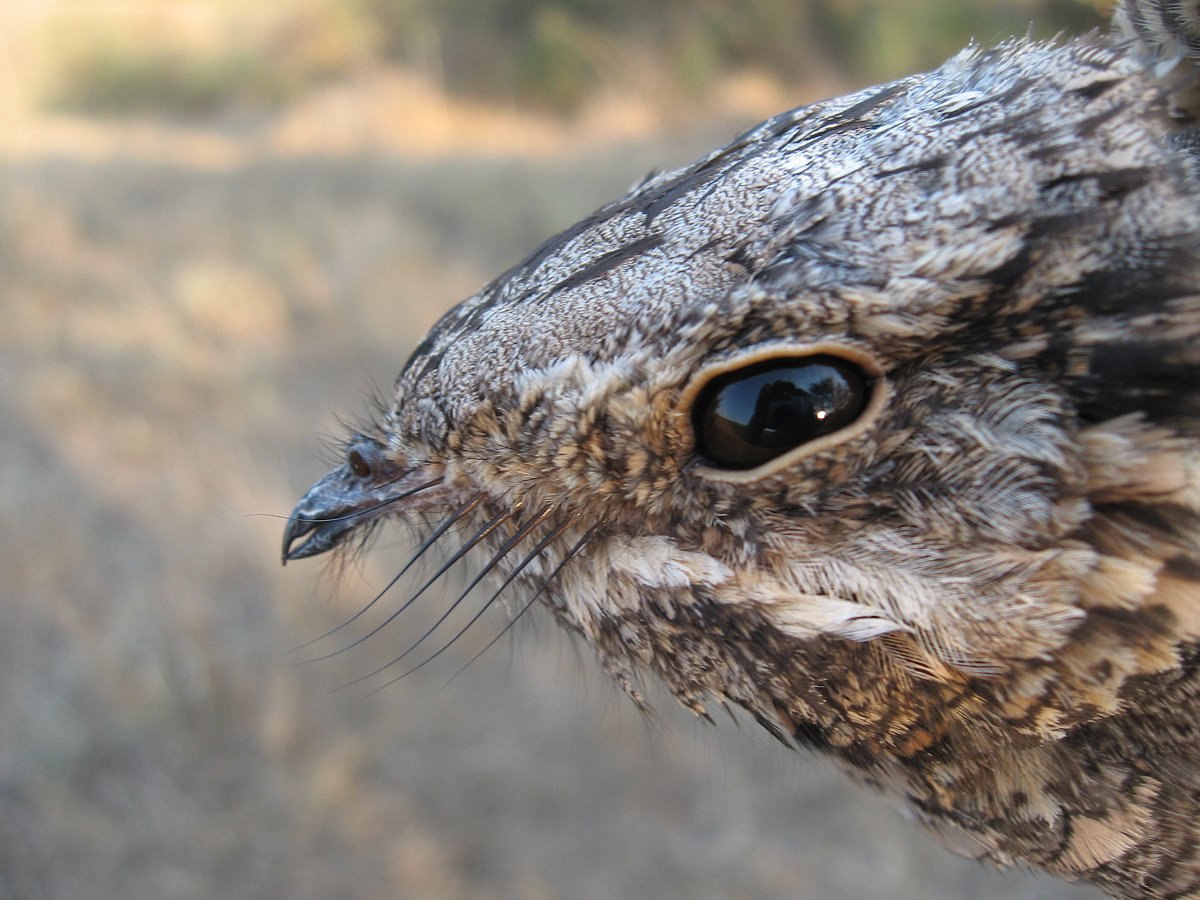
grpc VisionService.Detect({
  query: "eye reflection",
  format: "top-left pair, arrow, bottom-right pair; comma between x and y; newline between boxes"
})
692,355 -> 871,470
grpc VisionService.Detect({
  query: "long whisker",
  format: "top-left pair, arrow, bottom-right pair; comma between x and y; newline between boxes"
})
291,493 -> 484,655
438,521 -> 598,692
318,504 -> 513,673
352,507 -> 554,684
367,516 -> 575,694
385,507 -> 554,662
279,475 -> 441,526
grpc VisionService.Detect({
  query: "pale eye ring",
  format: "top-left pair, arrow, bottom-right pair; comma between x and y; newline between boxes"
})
683,346 -> 885,478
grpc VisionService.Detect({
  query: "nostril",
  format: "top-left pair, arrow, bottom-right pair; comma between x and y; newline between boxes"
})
347,448 -> 371,478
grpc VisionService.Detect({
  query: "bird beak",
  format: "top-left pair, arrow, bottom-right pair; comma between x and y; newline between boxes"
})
281,438 -> 439,564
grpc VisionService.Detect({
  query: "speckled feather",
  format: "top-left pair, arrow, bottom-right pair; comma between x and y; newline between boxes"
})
285,6 -> 1200,898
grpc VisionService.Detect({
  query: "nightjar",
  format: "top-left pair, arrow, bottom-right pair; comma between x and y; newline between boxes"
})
284,2 -> 1200,896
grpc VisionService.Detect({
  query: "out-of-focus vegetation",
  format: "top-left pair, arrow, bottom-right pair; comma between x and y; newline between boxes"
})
35,0 -> 1106,116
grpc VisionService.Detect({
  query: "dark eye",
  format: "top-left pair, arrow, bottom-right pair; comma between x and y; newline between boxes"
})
347,447 -> 372,478
691,355 -> 871,470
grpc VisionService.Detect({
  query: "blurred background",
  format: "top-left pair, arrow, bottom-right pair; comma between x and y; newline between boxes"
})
0,1 -> 1111,898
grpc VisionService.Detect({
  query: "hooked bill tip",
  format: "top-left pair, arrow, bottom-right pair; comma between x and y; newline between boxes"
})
281,513 -> 321,565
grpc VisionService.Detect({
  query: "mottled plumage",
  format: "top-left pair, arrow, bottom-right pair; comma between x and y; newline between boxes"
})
283,4 -> 1200,897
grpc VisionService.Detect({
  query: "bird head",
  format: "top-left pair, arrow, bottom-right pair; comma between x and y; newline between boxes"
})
285,38 -> 1200,761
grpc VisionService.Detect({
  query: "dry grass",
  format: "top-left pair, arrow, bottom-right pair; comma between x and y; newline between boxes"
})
0,6 -> 1108,900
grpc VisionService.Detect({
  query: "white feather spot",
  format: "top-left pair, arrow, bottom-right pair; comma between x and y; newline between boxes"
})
607,536 -> 733,590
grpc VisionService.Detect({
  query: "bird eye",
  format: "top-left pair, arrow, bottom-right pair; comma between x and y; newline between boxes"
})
691,355 -> 872,470
347,447 -> 372,478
